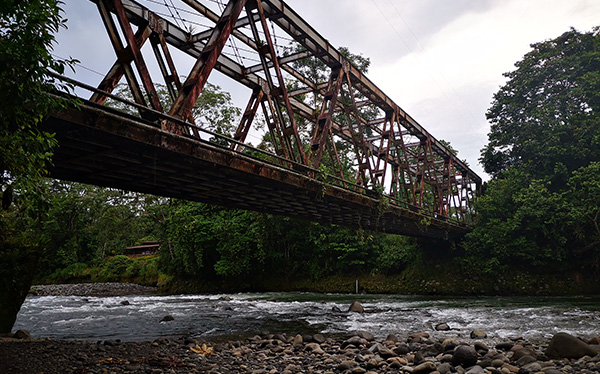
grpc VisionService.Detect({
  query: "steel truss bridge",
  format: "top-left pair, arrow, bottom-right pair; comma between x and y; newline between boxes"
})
43,0 -> 482,239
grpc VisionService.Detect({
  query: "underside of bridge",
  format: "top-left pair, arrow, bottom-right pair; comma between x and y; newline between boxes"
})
43,102 -> 468,239
43,0 -> 483,239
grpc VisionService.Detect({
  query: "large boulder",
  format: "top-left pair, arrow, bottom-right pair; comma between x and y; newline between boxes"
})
545,332 -> 597,359
453,345 -> 478,367
348,301 -> 364,313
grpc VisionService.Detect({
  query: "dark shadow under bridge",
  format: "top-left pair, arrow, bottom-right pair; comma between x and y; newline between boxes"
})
43,0 -> 483,239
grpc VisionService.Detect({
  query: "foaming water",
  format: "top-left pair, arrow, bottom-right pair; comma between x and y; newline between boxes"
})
14,293 -> 600,343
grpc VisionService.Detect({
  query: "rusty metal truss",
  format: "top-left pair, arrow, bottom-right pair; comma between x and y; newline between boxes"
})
70,0 -> 482,225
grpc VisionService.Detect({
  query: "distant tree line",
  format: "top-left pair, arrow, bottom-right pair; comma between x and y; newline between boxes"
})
463,26 -> 600,273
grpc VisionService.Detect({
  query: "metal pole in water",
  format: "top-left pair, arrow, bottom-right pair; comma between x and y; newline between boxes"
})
355,279 -> 359,294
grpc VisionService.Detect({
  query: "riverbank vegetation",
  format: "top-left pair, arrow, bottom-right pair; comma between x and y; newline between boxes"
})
34,26 -> 600,295
2,0 -> 600,331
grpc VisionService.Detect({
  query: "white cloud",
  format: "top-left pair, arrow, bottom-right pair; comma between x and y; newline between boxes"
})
55,0 -> 600,179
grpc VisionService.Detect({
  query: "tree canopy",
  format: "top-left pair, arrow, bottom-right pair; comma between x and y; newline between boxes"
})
481,27 -> 600,180
465,26 -> 600,273
0,0 -> 76,333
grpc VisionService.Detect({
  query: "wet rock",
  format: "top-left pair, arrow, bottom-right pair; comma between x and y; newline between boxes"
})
13,329 -> 31,339
466,365 -> 485,374
337,360 -> 358,371
348,301 -> 364,313
496,342 -> 514,351
273,333 -> 287,342
413,361 -> 436,373
522,361 -> 542,372
305,342 -> 325,354
385,333 -> 398,342
545,332 -> 597,359
355,330 -> 374,341
410,332 -> 430,340
313,333 -> 326,343
342,336 -> 367,349
474,341 -> 489,352
120,300 -> 130,305
292,334 -> 303,346
393,344 -> 410,355
160,315 -> 174,322
511,347 -> 537,361
515,354 -> 537,366
437,362 -> 453,374
378,346 -> 396,358
588,336 -> 600,345
435,322 -> 451,331
332,306 -> 343,313
502,363 -> 519,373
453,345 -> 478,367
470,329 -> 487,339
442,338 -> 460,352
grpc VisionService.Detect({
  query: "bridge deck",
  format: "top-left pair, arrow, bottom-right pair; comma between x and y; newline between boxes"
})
42,101 -> 470,239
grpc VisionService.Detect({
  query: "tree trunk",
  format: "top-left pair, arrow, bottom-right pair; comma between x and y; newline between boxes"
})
0,244 -> 38,334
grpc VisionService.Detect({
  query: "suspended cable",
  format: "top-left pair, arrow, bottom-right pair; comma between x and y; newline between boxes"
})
163,0 -> 182,29
51,53 -> 106,77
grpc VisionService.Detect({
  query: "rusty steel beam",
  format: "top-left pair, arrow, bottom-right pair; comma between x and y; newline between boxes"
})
111,0 -> 163,112
169,0 -> 248,121
43,101 -> 471,239
80,0 -> 481,224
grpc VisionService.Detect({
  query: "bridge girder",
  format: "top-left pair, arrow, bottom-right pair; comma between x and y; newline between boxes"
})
54,0 -> 482,233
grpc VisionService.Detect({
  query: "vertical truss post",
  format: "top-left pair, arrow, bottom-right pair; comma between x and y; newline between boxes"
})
95,0 -> 146,111
372,111 -> 393,189
169,0 -> 247,121
261,94 -> 291,159
391,111 -> 416,206
90,24 -> 151,105
150,32 -> 182,103
231,87 -> 265,151
310,66 -> 343,169
326,131 -> 347,187
112,0 -> 163,113
254,0 -> 306,165
339,70 -> 378,189
244,3 -> 294,161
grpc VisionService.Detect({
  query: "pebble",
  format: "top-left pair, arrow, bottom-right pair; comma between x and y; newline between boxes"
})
1,329 -> 597,374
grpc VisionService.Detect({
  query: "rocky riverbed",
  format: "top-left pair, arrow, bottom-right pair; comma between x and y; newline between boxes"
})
29,282 -> 157,297
2,328 -> 600,374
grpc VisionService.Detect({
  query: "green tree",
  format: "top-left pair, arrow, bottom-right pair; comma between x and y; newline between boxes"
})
463,170 -> 570,273
465,26 -> 600,273
106,82 -> 241,139
0,0 -> 75,333
565,162 -> 600,262
481,27 -> 600,179
40,181 -> 164,275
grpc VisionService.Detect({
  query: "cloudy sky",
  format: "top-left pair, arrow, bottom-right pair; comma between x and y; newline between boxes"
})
55,0 -> 600,180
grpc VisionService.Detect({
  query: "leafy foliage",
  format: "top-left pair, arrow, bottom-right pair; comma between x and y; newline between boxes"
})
0,0 -> 76,333
466,26 -> 600,273
481,27 -> 600,179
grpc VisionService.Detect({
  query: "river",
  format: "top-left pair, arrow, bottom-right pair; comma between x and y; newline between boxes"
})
13,293 -> 600,344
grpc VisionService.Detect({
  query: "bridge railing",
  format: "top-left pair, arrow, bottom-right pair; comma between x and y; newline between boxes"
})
56,0 -> 482,226
51,73 -> 475,226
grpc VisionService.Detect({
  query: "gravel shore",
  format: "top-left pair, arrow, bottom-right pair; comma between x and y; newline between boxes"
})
2,330 -> 600,374
29,282 -> 157,297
